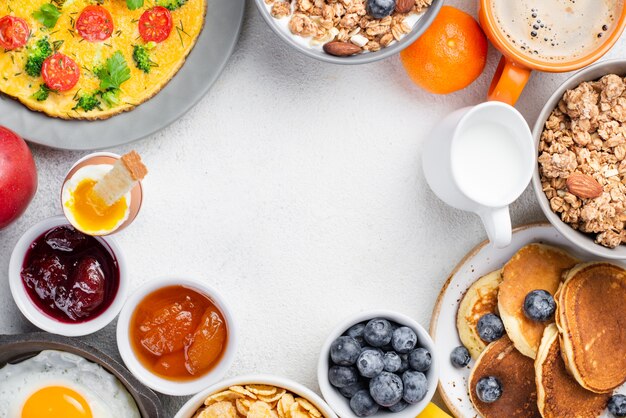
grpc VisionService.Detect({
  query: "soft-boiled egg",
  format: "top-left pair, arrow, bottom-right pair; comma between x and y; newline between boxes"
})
0,350 -> 140,418
62,164 -> 131,235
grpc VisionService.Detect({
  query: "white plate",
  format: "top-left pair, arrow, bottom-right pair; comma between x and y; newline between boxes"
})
429,222 -> 625,418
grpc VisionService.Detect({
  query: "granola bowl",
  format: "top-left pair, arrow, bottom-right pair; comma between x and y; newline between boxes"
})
532,59 -> 626,259
255,0 -> 443,64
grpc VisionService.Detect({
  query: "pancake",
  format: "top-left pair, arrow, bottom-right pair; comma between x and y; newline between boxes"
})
469,336 -> 541,418
499,244 -> 579,359
557,262 -> 626,393
457,269 -> 502,359
535,324 -> 610,418
0,0 -> 206,120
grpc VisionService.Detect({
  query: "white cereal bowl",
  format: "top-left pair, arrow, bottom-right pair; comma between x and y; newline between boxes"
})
8,215 -> 128,337
116,276 -> 238,396
532,59 -> 626,259
254,0 -> 443,65
318,310 -> 439,418
174,374 -> 338,418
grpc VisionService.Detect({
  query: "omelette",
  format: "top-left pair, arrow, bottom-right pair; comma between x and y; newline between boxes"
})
0,0 -> 206,120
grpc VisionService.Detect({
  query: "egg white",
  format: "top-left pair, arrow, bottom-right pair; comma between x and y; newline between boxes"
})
0,350 -> 140,418
62,164 -> 131,235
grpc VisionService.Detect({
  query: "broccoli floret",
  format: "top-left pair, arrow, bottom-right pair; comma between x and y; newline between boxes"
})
155,0 -> 187,10
25,38 -> 53,77
73,93 -> 101,112
31,84 -> 51,101
132,44 -> 154,74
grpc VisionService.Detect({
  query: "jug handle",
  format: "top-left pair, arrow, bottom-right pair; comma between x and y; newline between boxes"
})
479,206 -> 512,249
487,56 -> 531,105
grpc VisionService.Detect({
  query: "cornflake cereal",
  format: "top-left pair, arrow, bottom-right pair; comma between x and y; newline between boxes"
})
538,74 -> 626,248
264,0 -> 432,54
194,384 -> 325,418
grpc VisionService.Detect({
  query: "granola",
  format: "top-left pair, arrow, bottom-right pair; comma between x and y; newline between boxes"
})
265,0 -> 432,55
538,74 -> 626,248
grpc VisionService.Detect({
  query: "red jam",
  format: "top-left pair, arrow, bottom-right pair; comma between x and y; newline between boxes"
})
20,225 -> 119,323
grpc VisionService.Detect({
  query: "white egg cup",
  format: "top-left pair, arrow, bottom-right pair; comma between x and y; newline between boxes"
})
8,215 -> 128,337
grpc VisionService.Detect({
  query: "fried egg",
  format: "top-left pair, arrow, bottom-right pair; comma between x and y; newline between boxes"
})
0,350 -> 140,418
0,0 -> 206,120
62,164 -> 131,235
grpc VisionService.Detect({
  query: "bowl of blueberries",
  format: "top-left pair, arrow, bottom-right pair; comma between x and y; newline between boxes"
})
318,310 -> 438,417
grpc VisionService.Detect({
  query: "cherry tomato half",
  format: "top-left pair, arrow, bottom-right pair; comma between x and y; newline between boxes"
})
0,16 -> 29,50
76,5 -> 114,42
138,6 -> 172,43
41,53 -> 80,91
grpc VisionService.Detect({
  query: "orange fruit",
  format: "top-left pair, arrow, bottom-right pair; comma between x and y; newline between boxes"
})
400,6 -> 488,94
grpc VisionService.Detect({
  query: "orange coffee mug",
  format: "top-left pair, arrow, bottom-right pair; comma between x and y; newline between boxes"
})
478,0 -> 626,105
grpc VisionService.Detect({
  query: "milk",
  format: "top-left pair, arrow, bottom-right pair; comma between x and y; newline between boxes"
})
451,122 -> 526,204
490,0 -> 624,62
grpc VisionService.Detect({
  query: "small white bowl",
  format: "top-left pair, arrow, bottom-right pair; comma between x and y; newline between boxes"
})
318,310 -> 439,418
174,374 -> 338,418
8,215 -> 128,337
532,59 -> 626,259
116,277 -> 238,396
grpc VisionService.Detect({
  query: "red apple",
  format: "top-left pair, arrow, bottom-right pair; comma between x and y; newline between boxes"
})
0,126 -> 37,229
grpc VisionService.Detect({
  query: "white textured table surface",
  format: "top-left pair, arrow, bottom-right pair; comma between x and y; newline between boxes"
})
1,0 -> 625,416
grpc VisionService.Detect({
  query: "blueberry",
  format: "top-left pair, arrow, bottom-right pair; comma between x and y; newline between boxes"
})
361,346 -> 385,359
402,370 -> 428,404
477,314 -> 505,343
450,346 -> 471,368
388,400 -> 409,412
408,347 -> 431,372
475,376 -> 502,403
357,349 -> 385,378
366,0 -> 396,19
364,318 -> 393,347
328,365 -> 359,388
523,290 -> 556,322
330,336 -> 362,366
392,326 -> 418,354
339,380 -> 368,398
346,322 -> 367,344
398,353 -> 410,373
383,351 -> 402,373
369,372 -> 404,407
608,394 -> 626,417
350,390 -> 379,417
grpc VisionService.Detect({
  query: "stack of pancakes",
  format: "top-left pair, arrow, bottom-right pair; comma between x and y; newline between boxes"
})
457,244 -> 626,417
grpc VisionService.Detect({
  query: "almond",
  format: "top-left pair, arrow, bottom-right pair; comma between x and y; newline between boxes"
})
566,172 -> 603,199
323,41 -> 361,57
395,0 -> 414,14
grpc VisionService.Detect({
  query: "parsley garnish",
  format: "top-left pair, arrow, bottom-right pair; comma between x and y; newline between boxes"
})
33,3 -> 61,29
94,51 -> 131,90
126,0 -> 144,10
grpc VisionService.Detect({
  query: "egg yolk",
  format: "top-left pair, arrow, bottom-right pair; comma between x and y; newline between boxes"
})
65,178 -> 128,233
22,386 -> 92,418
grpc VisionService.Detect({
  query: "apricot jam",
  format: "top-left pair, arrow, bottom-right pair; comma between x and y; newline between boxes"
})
20,225 -> 120,323
129,285 -> 228,381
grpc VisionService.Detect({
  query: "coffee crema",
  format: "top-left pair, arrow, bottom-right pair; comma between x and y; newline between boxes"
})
490,0 -> 623,62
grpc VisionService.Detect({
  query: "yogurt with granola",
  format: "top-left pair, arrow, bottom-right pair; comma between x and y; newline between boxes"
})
264,0 -> 432,55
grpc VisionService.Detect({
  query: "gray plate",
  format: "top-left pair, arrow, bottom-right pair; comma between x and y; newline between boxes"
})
0,332 -> 163,418
0,0 -> 245,151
